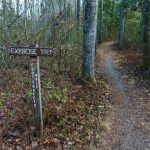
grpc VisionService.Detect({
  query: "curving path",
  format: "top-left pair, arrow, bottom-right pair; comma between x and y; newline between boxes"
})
100,42 -> 150,150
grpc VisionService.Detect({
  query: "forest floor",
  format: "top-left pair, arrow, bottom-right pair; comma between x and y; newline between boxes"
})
0,41 -> 150,150
98,41 -> 150,150
0,44 -> 112,149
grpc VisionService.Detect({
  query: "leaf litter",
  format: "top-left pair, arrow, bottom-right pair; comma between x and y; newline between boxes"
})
0,59 -> 112,149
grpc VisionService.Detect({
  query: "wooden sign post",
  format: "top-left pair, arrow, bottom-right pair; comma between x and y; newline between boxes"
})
10,46 -> 54,133
30,56 -> 43,132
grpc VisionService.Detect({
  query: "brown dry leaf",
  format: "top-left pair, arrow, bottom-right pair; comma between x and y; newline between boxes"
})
25,146 -> 32,150
0,92 -> 5,96
75,85 -> 82,89
69,100 -> 75,104
16,145 -> 23,150
30,126 -> 36,130
0,112 -> 6,117
44,138 -> 59,145
32,141 -> 38,148
72,96 -> 76,100
49,138 -> 59,144
15,138 -> 21,143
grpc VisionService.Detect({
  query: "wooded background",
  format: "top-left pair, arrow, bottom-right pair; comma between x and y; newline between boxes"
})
0,0 -> 149,73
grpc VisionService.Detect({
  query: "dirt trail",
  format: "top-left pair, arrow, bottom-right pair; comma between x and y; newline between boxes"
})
100,42 -> 150,150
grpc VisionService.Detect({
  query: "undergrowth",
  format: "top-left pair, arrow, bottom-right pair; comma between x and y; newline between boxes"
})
0,44 -> 112,149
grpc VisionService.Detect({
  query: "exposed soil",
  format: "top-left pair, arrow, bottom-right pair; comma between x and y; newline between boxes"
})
99,42 -> 150,150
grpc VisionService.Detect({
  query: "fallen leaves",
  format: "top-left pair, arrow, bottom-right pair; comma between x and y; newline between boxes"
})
44,138 -> 59,145
0,57 -> 113,149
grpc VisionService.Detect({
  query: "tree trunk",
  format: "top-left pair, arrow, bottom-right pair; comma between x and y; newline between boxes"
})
82,0 -> 98,80
2,0 -> 7,42
24,0 -> 27,26
17,0 -> 20,17
24,0 -> 28,42
118,0 -> 125,50
142,0 -> 150,69
99,0 -> 103,43
111,0 -> 115,37
77,0 -> 80,29
9,0 -> 12,10
31,0 -> 35,34
37,0 -> 40,20
82,0 -> 85,14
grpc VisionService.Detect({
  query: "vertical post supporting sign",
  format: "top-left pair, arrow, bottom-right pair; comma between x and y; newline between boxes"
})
10,46 -> 54,134
30,56 -> 43,132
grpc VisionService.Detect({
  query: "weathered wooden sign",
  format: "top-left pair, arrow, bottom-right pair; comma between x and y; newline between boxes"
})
10,47 -> 54,56
10,46 -> 54,134
30,57 -> 43,133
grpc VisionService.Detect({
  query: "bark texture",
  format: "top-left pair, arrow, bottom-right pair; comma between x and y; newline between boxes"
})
77,0 -> 81,29
142,0 -> 150,69
82,0 -> 98,79
118,0 -> 125,50
99,0 -> 103,43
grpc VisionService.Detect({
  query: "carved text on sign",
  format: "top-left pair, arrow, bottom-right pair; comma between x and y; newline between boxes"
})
11,47 -> 37,55
10,47 -> 54,56
31,63 -> 38,108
